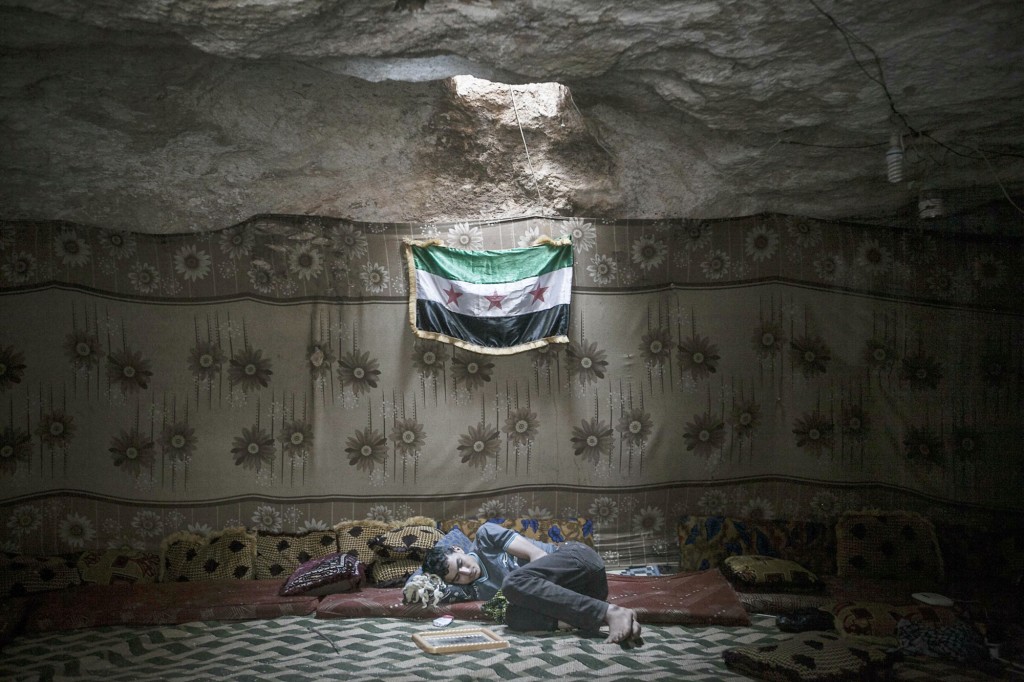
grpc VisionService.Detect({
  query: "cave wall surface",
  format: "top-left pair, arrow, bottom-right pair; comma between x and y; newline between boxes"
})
1,0 -> 1023,232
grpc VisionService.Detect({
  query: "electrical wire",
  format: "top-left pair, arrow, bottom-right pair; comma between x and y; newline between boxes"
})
780,140 -> 887,149
567,90 -> 615,158
508,85 -> 543,202
976,146 -> 1024,216
806,0 -> 1021,164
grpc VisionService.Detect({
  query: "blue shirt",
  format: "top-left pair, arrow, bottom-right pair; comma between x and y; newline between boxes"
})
468,523 -> 555,600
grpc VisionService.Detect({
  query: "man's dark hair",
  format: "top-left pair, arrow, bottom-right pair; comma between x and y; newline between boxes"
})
421,545 -> 457,581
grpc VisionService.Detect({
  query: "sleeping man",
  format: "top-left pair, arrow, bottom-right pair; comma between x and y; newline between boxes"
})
420,522 -> 642,645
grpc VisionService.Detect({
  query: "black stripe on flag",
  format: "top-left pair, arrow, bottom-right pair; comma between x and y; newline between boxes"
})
416,300 -> 569,350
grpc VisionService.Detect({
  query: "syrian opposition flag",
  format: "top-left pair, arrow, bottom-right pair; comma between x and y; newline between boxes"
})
404,238 -> 572,355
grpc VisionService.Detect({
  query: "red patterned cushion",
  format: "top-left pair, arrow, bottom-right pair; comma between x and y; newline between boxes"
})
315,569 -> 751,627
0,596 -> 33,647
317,586 -> 490,621
605,570 -> 750,626
23,579 -> 318,632
279,553 -> 365,597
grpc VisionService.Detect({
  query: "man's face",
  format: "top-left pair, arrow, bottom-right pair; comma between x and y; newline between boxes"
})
443,547 -> 480,585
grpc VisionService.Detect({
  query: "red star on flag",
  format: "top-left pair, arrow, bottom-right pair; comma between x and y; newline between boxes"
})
484,292 -> 506,310
529,285 -> 548,303
444,285 -> 463,307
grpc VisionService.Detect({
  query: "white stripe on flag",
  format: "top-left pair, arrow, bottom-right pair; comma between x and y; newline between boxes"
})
415,266 -> 571,319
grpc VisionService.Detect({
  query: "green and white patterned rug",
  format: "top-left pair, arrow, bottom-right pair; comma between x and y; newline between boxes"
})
0,614 -> 1003,681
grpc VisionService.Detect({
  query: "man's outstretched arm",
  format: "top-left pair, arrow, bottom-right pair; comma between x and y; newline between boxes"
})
503,534 -> 550,563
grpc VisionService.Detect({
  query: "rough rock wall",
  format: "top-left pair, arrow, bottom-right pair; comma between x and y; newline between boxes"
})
1,1 -> 1022,233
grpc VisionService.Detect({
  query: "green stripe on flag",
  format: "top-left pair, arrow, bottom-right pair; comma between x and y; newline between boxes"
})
411,243 -> 573,285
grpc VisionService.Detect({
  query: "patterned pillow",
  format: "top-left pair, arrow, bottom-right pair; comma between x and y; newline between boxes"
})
678,515 -> 836,575
835,511 -> 943,581
334,520 -> 392,566
159,527 -> 257,582
827,600 -> 957,645
759,518 -> 837,577
896,618 -> 989,664
721,555 -> 825,593
370,559 -> 422,587
679,516 -> 752,571
368,526 -> 444,561
722,631 -> 897,681
0,552 -> 82,597
404,526 -> 476,604
255,530 -> 338,580
279,552 -> 366,597
438,517 -> 594,547
77,550 -> 160,585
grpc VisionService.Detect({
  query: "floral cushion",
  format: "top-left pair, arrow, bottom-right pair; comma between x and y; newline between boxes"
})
0,552 -> 82,597
827,600 -> 957,645
368,526 -> 444,561
438,517 -> 594,547
255,530 -> 338,580
334,520 -> 392,566
679,516 -> 756,571
279,552 -> 365,597
370,559 -> 422,587
721,555 -> 825,593
835,511 -> 943,581
722,631 -> 896,681
77,550 -> 159,585
159,527 -> 257,582
678,515 -> 836,575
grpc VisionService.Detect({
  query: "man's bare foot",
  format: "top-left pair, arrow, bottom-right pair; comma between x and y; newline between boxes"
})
603,604 -> 642,644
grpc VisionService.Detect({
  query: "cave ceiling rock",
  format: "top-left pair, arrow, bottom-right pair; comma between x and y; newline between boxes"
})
0,0 -> 1022,233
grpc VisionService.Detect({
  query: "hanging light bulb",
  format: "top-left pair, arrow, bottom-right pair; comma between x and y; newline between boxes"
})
885,134 -> 903,183
918,188 -> 944,219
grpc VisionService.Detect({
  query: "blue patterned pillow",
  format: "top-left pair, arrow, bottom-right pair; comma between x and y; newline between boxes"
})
279,552 -> 365,596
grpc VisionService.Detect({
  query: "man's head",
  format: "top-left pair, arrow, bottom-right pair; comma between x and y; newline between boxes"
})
421,545 -> 480,585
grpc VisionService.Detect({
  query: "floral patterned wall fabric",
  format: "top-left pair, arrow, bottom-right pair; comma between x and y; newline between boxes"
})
0,214 -> 1021,567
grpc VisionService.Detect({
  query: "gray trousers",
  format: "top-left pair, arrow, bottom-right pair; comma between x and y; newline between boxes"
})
500,542 -> 609,633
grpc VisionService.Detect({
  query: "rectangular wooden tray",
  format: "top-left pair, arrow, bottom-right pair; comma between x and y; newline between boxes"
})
412,627 -> 510,654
